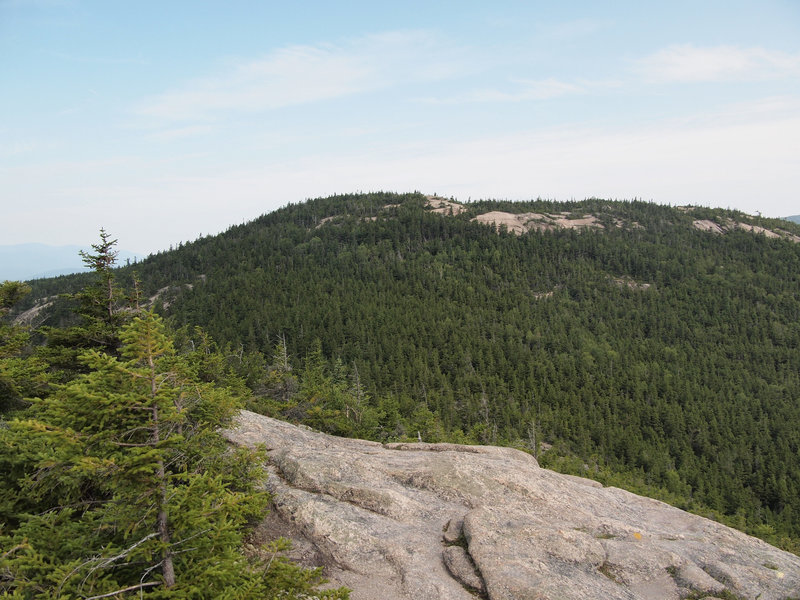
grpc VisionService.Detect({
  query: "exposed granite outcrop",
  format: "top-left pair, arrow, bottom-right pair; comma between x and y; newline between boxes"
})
224,410 -> 800,600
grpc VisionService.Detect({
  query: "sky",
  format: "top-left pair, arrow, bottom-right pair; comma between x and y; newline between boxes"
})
2,0 -> 800,256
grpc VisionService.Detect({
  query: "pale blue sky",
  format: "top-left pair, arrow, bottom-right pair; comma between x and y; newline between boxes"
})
2,0 -> 799,255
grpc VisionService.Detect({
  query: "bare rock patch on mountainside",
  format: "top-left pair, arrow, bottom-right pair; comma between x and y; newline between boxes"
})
419,197 -> 799,242
692,218 -> 800,242
426,195 -> 467,215
423,197 -> 609,235
12,298 -> 55,327
472,211 -> 605,235
224,411 -> 800,600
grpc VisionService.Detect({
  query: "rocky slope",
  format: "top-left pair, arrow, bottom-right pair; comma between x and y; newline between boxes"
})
426,195 -> 800,241
224,411 -> 800,600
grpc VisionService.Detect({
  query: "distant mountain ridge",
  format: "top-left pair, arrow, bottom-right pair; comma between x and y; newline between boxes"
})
785,214 -> 800,224
0,243 -> 143,282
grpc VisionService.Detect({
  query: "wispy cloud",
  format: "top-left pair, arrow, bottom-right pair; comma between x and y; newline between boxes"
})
423,75 -> 624,105
0,130 -> 62,159
135,30 -> 467,122
635,44 -> 800,83
0,139 -> 52,157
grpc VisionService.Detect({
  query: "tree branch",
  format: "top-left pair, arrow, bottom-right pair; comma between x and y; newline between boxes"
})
83,580 -> 161,599
111,441 -> 156,447
61,532 -> 160,596
1,542 -> 28,560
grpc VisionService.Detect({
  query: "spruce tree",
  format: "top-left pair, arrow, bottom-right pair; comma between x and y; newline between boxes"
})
1,313 -> 348,598
39,230 -> 128,383
0,281 -> 46,414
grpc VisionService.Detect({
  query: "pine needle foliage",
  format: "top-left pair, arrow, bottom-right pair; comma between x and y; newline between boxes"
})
1,306 -> 348,597
0,281 -> 46,413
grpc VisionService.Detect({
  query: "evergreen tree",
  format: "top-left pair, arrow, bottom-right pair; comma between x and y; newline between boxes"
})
77,228 -> 123,325
1,313 -> 347,597
39,230 -> 129,383
0,281 -> 45,414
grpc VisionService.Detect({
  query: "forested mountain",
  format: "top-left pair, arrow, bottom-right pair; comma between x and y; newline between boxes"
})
14,192 -> 800,552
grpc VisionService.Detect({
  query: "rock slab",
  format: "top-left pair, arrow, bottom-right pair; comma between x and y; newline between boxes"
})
224,411 -> 800,600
